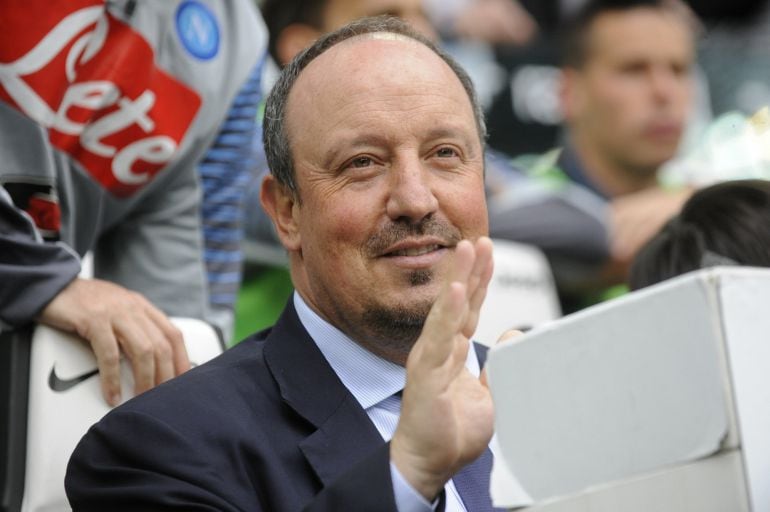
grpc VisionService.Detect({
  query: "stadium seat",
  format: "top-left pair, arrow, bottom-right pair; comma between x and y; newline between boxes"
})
473,239 -> 561,346
0,319 -> 222,512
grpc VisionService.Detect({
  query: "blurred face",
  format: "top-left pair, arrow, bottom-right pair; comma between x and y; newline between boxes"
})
564,8 -> 694,179
281,36 -> 487,361
323,0 -> 437,41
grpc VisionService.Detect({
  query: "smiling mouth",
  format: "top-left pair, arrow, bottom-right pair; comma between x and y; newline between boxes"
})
386,244 -> 443,257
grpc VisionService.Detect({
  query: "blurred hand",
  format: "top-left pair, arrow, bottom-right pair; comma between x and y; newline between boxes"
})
38,278 -> 190,406
391,237 -> 495,500
454,0 -> 537,46
609,187 -> 692,263
479,328 -> 523,387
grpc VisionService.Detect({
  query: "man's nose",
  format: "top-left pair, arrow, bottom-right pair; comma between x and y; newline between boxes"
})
385,156 -> 439,223
649,66 -> 684,103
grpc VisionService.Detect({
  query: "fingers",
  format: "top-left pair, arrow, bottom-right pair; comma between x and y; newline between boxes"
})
414,238 -> 495,367
145,305 -> 190,375
462,237 -> 494,338
36,278 -> 190,406
447,239 -> 476,288
479,329 -> 525,388
393,238 -> 498,500
119,301 -> 191,396
496,328 -> 524,344
418,281 -> 469,368
115,317 -> 156,396
88,322 -> 123,407
466,238 -> 494,310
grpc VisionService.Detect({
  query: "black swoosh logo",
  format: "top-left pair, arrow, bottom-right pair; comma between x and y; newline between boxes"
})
48,365 -> 99,392
48,361 -> 200,392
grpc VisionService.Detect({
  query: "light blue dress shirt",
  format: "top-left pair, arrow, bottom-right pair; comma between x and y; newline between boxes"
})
294,292 -> 480,512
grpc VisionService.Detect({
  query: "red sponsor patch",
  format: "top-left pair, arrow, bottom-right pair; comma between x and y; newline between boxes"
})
0,0 -> 202,197
3,181 -> 62,239
26,195 -> 62,233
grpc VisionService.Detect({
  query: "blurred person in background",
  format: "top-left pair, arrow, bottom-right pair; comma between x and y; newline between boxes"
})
487,0 -> 698,310
629,179 -> 770,289
0,0 -> 266,403
424,0 -> 540,135
422,0 -> 537,46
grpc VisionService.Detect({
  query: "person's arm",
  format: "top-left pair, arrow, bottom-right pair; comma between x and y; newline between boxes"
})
66,407 -> 400,512
391,463 -> 442,511
1,184 -> 190,406
38,277 -> 190,406
65,409 -> 249,512
0,186 -> 80,328
609,186 -> 693,264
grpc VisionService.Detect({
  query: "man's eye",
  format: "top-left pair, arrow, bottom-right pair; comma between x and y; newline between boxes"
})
619,61 -> 647,75
350,156 -> 373,168
435,147 -> 458,158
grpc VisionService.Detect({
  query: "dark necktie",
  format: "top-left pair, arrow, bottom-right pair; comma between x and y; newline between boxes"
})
452,448 -> 505,512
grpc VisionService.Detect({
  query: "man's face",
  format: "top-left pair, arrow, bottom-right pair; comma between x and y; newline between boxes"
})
283,36 -> 487,361
565,8 -> 695,177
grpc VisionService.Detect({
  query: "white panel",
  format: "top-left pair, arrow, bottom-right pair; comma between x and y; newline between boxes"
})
718,269 -> 770,512
489,270 -> 732,503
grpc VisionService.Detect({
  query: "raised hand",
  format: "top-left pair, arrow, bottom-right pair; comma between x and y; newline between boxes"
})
390,236 -> 495,500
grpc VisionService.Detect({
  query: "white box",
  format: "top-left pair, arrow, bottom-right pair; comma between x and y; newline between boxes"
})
487,267 -> 770,511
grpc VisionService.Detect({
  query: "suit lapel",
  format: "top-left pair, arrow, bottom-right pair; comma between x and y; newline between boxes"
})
263,301 -> 385,486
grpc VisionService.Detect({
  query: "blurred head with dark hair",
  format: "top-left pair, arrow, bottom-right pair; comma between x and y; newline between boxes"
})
630,180 -> 770,289
562,0 -> 698,69
559,0 -> 697,197
261,0 -> 436,67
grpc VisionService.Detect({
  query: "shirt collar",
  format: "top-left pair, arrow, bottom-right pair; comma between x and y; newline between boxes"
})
293,292 -> 480,410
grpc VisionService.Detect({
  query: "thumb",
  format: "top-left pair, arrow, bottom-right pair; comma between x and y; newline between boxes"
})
496,329 -> 525,344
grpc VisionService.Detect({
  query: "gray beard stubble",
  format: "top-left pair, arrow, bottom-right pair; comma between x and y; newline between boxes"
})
358,216 -> 462,353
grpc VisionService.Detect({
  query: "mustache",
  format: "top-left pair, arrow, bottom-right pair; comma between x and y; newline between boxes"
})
365,217 -> 462,257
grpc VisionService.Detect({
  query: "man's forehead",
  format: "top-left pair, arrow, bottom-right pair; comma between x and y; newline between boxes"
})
305,32 -> 436,72
283,32 -> 480,153
289,33 -> 455,104
586,8 -> 693,59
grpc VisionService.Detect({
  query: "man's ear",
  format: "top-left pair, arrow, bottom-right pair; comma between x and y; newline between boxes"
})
277,23 -> 321,66
260,174 -> 301,251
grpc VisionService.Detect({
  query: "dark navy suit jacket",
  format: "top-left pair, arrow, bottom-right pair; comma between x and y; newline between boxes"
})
66,300 -> 488,511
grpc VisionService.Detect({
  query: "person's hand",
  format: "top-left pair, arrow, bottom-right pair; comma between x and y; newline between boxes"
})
390,237 -> 495,501
454,0 -> 537,46
38,278 -> 190,406
609,187 -> 692,263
